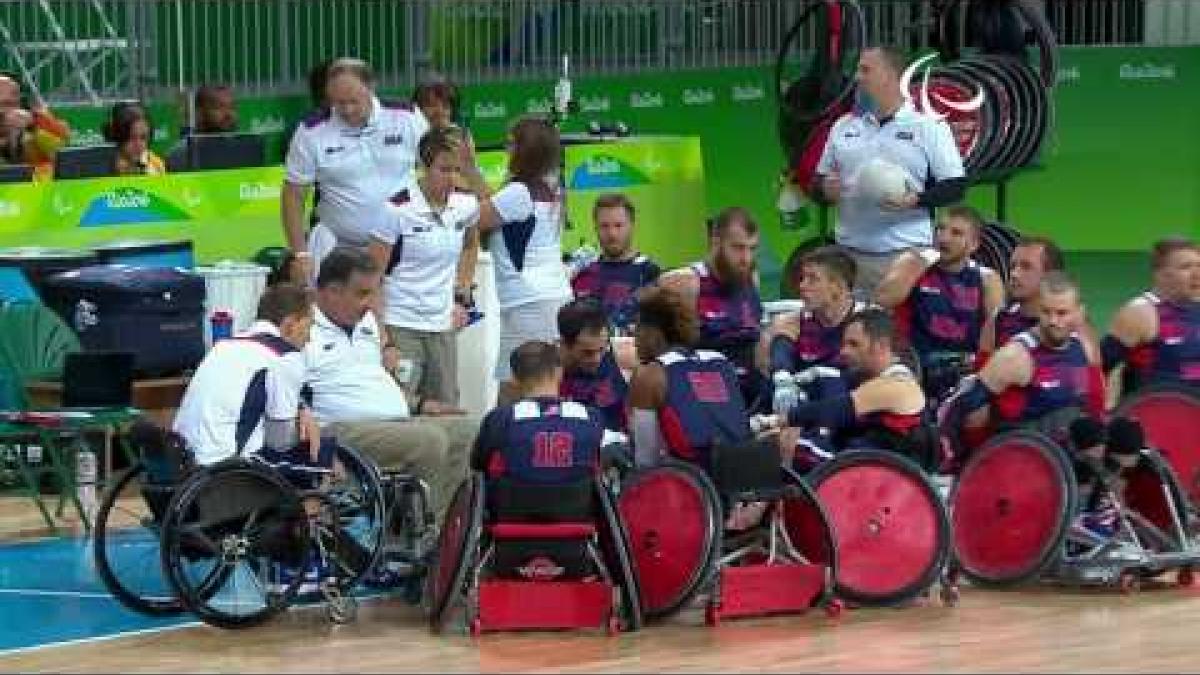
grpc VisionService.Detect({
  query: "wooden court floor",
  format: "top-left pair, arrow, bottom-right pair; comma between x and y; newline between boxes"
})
4,582 -> 1200,673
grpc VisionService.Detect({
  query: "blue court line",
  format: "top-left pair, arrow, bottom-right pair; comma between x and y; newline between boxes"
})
0,536 -> 196,653
0,535 -> 397,655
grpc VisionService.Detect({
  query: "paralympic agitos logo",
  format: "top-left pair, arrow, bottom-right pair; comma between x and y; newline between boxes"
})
900,53 -> 985,122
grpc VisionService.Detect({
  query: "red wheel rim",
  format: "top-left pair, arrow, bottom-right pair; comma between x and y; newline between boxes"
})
618,467 -> 715,617
814,461 -> 943,599
1122,391 -> 1200,505
951,436 -> 1069,583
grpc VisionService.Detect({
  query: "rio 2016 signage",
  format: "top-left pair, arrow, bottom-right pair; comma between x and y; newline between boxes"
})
0,136 -> 709,269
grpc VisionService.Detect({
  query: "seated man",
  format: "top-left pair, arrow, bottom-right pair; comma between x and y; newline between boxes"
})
659,207 -> 766,410
173,283 -> 329,481
627,286 -> 753,471
558,298 -> 629,433
1102,237 -> 1200,395
977,235 -> 1066,364
570,193 -> 661,334
945,272 -> 1106,451
472,340 -> 604,494
875,205 -> 1003,400
303,247 -> 477,525
0,74 -> 70,181
780,308 -> 931,470
759,245 -> 865,386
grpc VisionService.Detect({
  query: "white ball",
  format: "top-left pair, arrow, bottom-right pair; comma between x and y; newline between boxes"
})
854,158 -> 912,205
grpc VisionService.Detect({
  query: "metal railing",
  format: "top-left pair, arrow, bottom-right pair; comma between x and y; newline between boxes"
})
0,0 -> 1194,106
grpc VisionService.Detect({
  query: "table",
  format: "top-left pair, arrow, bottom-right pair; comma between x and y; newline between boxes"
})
0,407 -> 144,532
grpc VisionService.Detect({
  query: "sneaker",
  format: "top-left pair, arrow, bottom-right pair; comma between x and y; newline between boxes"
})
267,557 -> 329,597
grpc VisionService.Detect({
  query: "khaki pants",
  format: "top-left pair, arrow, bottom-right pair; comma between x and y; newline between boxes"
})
844,247 -> 908,303
387,326 -> 460,407
327,415 -> 478,521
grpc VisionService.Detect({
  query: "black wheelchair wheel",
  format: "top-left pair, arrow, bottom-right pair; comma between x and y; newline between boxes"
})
597,481 -> 644,632
161,463 -> 310,630
94,462 -> 184,616
313,444 -> 387,594
428,474 -> 484,633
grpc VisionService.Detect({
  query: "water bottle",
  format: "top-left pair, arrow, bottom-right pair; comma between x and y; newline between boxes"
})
76,442 -> 97,523
772,370 -> 799,419
210,309 -> 234,343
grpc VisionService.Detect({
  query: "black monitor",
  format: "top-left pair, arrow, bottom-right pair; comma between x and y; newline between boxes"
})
183,132 -> 266,171
54,145 -> 119,180
62,350 -> 135,409
0,164 -> 34,184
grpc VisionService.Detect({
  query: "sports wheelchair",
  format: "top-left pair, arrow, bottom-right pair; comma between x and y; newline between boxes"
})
946,427 -> 1200,592
616,440 -> 842,626
428,472 -> 643,636
93,421 -> 431,629
1115,383 -> 1200,509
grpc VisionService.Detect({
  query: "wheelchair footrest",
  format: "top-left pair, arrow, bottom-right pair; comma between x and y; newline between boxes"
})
712,563 -> 827,621
477,580 -> 613,632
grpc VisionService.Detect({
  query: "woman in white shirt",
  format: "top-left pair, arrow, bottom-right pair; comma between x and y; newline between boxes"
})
367,127 -> 480,406
464,116 -> 571,397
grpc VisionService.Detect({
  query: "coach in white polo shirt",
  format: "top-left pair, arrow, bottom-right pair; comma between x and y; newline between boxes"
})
367,127 -> 479,407
814,45 -> 967,300
305,247 -> 476,519
282,57 -> 430,282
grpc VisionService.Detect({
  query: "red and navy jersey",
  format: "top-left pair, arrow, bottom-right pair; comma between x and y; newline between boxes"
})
994,301 -> 1038,349
571,254 -> 661,332
787,301 -> 868,371
1126,292 -> 1200,388
655,348 -> 752,467
896,261 -> 986,356
844,364 -> 929,460
471,397 -> 603,485
995,331 -> 1092,425
691,262 -> 763,374
560,351 -> 629,432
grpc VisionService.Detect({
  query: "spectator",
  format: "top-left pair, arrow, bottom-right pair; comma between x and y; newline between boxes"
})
282,57 -> 429,282
194,84 -> 238,134
104,102 -> 166,176
0,73 -> 70,181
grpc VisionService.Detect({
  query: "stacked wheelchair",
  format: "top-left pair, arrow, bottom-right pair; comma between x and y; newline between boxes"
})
93,422 -> 433,629
945,386 -> 1200,592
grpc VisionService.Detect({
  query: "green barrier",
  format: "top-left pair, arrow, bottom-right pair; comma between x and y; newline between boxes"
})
0,135 -> 708,269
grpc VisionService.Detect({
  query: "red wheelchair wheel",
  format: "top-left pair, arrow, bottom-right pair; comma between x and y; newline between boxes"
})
427,474 -> 483,633
1117,384 -> 1200,508
807,450 -> 950,606
950,431 -> 1075,586
618,462 -> 719,620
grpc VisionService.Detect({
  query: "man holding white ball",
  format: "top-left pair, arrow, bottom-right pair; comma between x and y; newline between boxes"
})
814,46 -> 967,300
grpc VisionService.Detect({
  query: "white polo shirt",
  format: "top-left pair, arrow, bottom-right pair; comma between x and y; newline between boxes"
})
304,307 -> 411,425
489,180 -> 572,310
173,321 -> 306,466
817,101 -> 965,253
285,97 -> 430,247
370,182 -> 480,331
